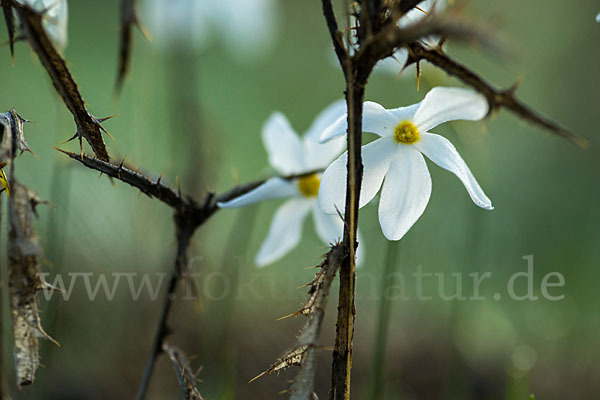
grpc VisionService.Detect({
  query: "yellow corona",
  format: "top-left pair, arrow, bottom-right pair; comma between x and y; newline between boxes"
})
297,173 -> 320,197
394,120 -> 420,144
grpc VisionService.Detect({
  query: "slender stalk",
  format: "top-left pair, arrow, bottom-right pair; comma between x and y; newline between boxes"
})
135,219 -> 194,400
330,80 -> 365,400
321,1 -> 370,398
368,241 -> 401,400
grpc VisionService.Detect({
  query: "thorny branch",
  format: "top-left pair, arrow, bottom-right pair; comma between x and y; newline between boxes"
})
115,0 -> 148,94
1,110 -> 55,387
57,149 -> 321,226
56,149 -> 323,399
7,2 -> 112,161
405,41 -> 588,148
162,343 -> 205,400
251,244 -> 343,400
320,1 -> 587,399
1,0 -> 15,59
135,215 -> 194,400
322,0 -> 367,398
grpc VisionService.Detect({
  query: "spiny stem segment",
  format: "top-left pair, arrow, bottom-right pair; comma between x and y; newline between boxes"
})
322,1 -> 372,398
162,344 -> 205,400
10,1 -> 111,161
318,0 -> 589,398
1,0 -> 16,60
115,0 -> 149,95
406,41 -> 588,148
250,244 -> 343,400
57,148 -> 325,398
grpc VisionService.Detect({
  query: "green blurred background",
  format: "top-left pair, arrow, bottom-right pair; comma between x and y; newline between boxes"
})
1,0 -> 599,399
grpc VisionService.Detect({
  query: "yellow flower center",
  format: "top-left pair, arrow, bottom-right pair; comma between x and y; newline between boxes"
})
297,173 -> 320,197
394,120 -> 420,144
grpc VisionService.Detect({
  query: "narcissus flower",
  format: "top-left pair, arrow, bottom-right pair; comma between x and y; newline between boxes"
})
144,0 -> 279,62
376,0 -> 445,75
16,0 -> 68,51
318,87 -> 493,241
218,100 -> 363,266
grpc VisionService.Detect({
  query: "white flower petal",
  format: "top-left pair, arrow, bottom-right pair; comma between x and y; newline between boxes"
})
412,87 -> 488,132
304,100 -> 348,169
312,205 -> 365,267
317,151 -> 348,213
312,205 -> 344,245
143,0 -> 211,50
305,99 -> 347,143
362,101 -> 399,137
387,102 -> 421,122
375,48 -> 409,74
355,230 -> 365,268
305,135 -> 347,170
319,101 -> 398,143
18,0 -> 68,51
596,12 -> 600,22
319,113 -> 348,143
415,133 -> 493,210
262,112 -> 305,174
213,0 -> 279,62
255,199 -> 312,267
378,147 -> 432,241
217,178 -> 298,208
318,137 -> 395,214
399,0 -> 443,27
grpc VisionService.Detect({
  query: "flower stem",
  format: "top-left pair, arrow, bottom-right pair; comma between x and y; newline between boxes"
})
330,79 -> 366,400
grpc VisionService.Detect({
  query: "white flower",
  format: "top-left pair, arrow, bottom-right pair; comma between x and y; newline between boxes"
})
143,0 -> 279,62
318,87 -> 492,241
16,0 -> 68,51
596,12 -> 600,22
218,100 -> 364,267
376,0 -> 445,75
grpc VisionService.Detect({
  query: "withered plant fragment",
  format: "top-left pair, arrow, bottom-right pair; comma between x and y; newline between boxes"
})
251,244 -> 344,400
7,182 -> 56,386
10,1 -> 111,160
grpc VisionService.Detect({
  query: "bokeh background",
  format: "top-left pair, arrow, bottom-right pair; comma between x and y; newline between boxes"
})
1,0 -> 600,399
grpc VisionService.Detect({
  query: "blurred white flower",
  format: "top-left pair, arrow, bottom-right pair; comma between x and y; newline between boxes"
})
16,0 -> 68,51
143,0 -> 279,62
218,100 -> 364,267
318,87 -> 492,241
596,12 -> 600,22
330,1 -> 445,77
375,0 -> 445,75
